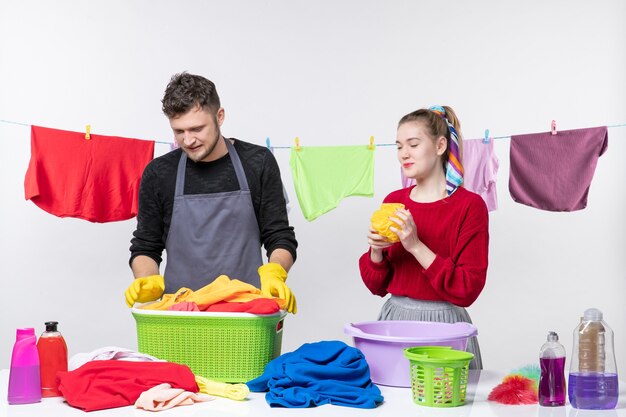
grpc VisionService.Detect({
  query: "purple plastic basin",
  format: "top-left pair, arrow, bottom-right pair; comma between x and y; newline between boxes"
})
344,320 -> 477,387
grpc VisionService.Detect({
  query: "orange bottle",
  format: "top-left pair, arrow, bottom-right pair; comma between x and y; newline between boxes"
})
36,321 -> 68,397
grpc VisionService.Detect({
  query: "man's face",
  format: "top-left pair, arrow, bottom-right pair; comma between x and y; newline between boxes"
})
170,105 -> 225,162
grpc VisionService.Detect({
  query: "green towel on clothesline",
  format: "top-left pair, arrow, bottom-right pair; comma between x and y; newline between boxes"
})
289,145 -> 375,221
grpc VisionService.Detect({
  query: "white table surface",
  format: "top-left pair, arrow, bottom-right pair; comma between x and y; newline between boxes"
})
2,369 -> 626,416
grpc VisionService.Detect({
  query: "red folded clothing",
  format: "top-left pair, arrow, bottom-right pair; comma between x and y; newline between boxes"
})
204,298 -> 280,314
168,297 -> 281,314
169,301 -> 201,311
57,360 -> 197,411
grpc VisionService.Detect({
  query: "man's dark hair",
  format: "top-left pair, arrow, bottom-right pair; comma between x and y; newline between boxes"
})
161,72 -> 221,118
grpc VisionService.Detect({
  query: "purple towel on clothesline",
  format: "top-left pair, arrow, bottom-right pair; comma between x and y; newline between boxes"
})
509,126 -> 608,212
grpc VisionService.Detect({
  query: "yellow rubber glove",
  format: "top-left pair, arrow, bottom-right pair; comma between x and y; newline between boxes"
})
195,375 -> 249,401
125,275 -> 165,308
258,263 -> 297,314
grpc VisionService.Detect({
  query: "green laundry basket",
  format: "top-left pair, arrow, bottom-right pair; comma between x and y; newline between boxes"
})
403,346 -> 474,407
132,308 -> 286,383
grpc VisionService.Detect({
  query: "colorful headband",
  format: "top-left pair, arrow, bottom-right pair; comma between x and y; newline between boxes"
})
428,105 -> 464,195
429,105 -> 446,118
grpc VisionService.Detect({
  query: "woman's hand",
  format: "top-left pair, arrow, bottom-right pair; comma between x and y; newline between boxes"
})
367,227 -> 393,262
389,209 -> 420,254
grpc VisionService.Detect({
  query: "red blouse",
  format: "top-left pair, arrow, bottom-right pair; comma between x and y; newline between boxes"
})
359,187 -> 489,307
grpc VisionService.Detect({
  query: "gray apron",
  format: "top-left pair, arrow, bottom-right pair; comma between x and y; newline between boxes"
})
163,138 -> 263,293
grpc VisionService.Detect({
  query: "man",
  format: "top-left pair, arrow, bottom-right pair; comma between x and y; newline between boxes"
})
125,72 -> 297,313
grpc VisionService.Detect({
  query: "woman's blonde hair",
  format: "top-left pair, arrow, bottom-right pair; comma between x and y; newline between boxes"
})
398,106 -> 463,171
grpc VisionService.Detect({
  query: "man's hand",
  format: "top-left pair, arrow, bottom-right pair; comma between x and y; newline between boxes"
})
258,263 -> 297,313
125,275 -> 165,308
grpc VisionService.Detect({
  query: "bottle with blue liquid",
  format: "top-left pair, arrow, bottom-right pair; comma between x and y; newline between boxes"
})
568,308 -> 618,409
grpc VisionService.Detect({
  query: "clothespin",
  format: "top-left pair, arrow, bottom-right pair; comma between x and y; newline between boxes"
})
368,135 -> 375,150
294,137 -> 301,151
266,137 -> 271,150
483,129 -> 490,144
551,120 -> 557,136
85,124 -> 91,140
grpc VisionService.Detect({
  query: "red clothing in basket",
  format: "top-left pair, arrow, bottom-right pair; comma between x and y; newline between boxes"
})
204,298 -> 281,313
168,298 -> 280,313
57,360 -> 198,411
24,125 -> 154,222
359,187 -> 488,308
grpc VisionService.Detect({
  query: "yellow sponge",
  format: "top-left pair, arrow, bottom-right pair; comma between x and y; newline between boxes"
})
371,203 -> 405,242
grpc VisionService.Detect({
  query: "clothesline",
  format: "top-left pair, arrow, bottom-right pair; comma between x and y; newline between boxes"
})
2,118 -> 626,148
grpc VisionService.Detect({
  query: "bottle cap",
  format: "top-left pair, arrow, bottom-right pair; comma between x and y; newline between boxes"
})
16,328 -> 35,337
583,308 -> 603,321
45,321 -> 59,332
547,331 -> 559,342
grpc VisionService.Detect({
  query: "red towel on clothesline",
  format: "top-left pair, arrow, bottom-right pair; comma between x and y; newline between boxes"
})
24,125 -> 154,222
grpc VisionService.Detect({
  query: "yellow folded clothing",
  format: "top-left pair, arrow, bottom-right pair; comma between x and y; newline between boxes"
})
140,275 -> 287,311
195,375 -> 249,401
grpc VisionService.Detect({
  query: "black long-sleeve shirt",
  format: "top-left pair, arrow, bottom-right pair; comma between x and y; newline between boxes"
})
129,138 -> 297,267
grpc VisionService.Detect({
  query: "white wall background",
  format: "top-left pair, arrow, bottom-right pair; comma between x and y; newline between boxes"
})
1,0 -> 625,377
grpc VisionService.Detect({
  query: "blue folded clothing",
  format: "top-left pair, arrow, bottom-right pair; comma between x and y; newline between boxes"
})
247,340 -> 383,408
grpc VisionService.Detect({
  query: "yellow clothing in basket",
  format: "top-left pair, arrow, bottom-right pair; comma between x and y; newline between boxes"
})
140,275 -> 286,311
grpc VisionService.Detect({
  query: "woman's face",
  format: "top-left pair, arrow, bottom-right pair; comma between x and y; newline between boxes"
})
396,121 -> 446,180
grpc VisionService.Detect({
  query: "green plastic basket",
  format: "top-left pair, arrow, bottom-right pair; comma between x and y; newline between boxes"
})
403,346 -> 474,407
132,308 -> 286,383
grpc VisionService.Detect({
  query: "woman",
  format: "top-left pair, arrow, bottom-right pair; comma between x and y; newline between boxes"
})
359,105 -> 488,368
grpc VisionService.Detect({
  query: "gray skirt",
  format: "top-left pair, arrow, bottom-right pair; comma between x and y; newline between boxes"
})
378,295 -> 483,369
